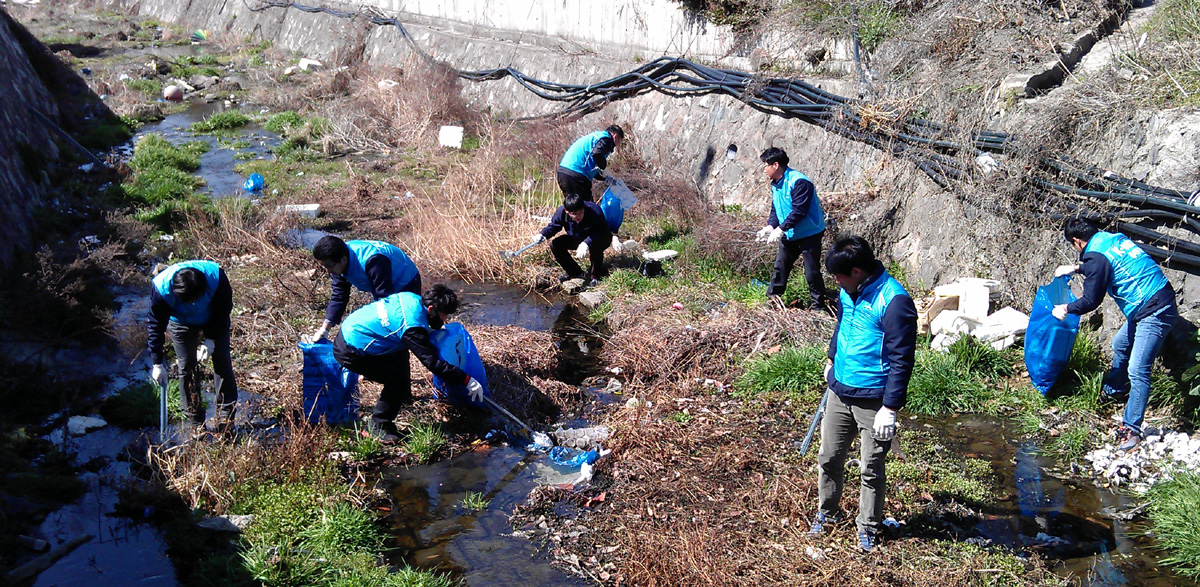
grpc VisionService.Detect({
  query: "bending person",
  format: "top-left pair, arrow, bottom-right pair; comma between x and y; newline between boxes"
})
558,124 -> 625,203
333,285 -> 484,442
308,236 -> 421,343
147,260 -> 238,433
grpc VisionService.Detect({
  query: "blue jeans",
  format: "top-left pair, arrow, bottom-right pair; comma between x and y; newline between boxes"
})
1103,303 -> 1177,435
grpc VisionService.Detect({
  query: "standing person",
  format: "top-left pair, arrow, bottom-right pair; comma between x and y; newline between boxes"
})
332,285 -> 484,442
558,124 -> 625,203
1052,218 -> 1178,451
306,236 -> 421,343
527,193 -> 612,285
810,236 -> 917,552
754,147 -> 830,311
147,260 -> 238,433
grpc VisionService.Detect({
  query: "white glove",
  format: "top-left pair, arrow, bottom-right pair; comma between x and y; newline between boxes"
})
824,362 -> 832,385
611,234 -> 623,253
766,227 -> 785,244
196,339 -> 215,362
1052,304 -> 1069,321
304,323 -> 329,344
754,226 -> 773,242
531,233 -> 547,245
151,364 -> 167,387
1054,264 -> 1078,278
466,377 -> 485,403
873,406 -> 896,441
594,168 -> 608,180
574,242 -> 589,259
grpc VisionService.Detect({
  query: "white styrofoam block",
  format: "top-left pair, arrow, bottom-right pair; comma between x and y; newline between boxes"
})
276,204 -> 320,217
643,249 -> 678,261
930,310 -> 980,337
438,125 -> 464,148
958,283 -> 991,321
973,307 -> 1030,342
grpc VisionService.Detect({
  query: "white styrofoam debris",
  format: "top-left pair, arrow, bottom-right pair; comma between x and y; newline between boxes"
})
275,204 -> 320,217
438,125 -> 464,148
931,310 -> 980,337
958,283 -> 991,321
1084,430 -> 1200,492
298,58 -> 322,72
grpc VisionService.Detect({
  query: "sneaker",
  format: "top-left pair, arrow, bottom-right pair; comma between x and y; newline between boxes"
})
808,512 -> 838,535
1115,426 -> 1141,451
1098,389 -> 1129,406
858,530 -> 876,552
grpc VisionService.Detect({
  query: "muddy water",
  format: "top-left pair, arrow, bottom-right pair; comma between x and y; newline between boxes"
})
927,415 -> 1194,586
128,100 -> 278,197
376,283 -> 606,585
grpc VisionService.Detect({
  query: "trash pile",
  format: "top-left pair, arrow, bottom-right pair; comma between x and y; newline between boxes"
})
1085,429 -> 1200,491
916,277 -> 1029,351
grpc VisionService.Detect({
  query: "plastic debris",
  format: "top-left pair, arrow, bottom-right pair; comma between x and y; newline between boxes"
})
975,153 -> 999,174
438,125 -> 464,148
190,29 -> 210,43
672,302 -> 685,310
243,173 -> 265,192
163,85 -> 184,102
551,426 -> 610,451
1086,430 -> 1200,492
377,79 -> 399,89
276,204 -> 321,217
528,431 -> 554,452
549,446 -> 600,468
298,58 -> 322,72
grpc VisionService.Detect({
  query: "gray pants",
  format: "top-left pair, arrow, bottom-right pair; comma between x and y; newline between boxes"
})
817,391 -> 890,534
168,321 -> 237,425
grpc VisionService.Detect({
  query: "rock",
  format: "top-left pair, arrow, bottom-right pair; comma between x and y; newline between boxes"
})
67,415 -> 107,435
197,514 -> 254,532
561,278 -> 586,294
188,75 -> 219,90
129,104 -> 164,122
275,204 -> 320,218
162,85 -> 183,102
578,291 -> 607,309
212,80 -> 242,93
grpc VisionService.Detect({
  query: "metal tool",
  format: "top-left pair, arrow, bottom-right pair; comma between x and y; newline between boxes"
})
159,379 -> 169,444
481,395 -> 537,442
498,240 -> 542,266
798,388 -> 830,456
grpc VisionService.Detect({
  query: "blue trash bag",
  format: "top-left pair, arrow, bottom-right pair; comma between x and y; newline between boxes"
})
299,339 -> 359,425
429,322 -> 490,407
1025,276 -> 1081,394
243,173 -> 265,192
599,179 -> 638,234
549,446 -> 599,468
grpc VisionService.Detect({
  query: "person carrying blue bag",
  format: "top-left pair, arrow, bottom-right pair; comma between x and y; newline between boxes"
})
1052,218 -> 1178,451
306,236 -> 421,344
332,285 -> 485,443
557,124 -> 624,203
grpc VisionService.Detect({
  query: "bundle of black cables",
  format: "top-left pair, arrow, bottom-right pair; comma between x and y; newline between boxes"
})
248,0 -> 1200,271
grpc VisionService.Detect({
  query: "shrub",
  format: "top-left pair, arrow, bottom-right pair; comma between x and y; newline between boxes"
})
299,502 -> 383,557
946,335 -> 1015,380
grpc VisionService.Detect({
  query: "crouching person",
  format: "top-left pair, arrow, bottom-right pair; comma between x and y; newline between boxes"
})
810,236 -> 917,552
529,192 -> 612,286
332,285 -> 484,443
147,260 -> 238,434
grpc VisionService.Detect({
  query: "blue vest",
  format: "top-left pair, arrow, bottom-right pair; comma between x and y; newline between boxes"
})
1085,232 -> 1169,317
340,292 -> 429,355
152,260 -> 222,325
344,240 -> 418,297
771,168 -> 825,240
559,131 -> 610,180
833,271 -> 910,389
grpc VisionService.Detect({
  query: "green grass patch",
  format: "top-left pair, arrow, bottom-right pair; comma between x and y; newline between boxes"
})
401,422 -> 446,463
735,345 -> 826,403
1147,0 -> 1200,41
298,502 -> 383,557
189,111 -> 250,133
263,111 -> 306,133
888,431 -> 994,504
77,116 -> 135,150
125,78 -> 163,96
1149,470 -> 1200,577
461,491 -> 489,511
100,380 -> 185,427
338,424 -> 386,461
945,336 -> 1015,380
1046,421 -> 1098,462
667,411 -> 694,424
905,349 -> 989,415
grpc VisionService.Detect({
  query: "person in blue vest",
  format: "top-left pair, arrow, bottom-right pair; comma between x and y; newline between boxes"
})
332,284 -> 484,442
755,148 -> 830,312
306,236 -> 421,343
529,192 -> 612,285
558,125 -> 625,203
809,236 -> 916,552
147,260 -> 238,431
1053,218 -> 1178,451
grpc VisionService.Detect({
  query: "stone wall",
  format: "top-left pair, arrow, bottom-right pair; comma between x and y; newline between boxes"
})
0,8 -> 60,272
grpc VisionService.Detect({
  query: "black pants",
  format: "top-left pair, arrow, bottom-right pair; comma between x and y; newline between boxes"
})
551,234 -> 608,279
769,231 -> 828,306
333,331 -> 411,430
400,274 -> 422,296
557,167 -> 594,203
168,321 -> 237,424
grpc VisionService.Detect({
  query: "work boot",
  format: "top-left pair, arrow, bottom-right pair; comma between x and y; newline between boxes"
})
858,530 -> 876,552
1115,426 -> 1141,451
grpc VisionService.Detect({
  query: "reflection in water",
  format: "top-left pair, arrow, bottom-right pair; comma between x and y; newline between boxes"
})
928,416 -> 1186,586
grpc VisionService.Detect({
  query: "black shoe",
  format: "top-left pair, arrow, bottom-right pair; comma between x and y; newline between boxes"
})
1098,389 -> 1129,406
559,274 -> 584,283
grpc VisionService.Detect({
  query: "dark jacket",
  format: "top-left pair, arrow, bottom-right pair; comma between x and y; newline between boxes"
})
325,255 -> 392,325
540,201 -> 611,246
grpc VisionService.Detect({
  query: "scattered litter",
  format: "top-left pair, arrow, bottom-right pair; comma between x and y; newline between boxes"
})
975,153 -> 999,174
575,462 -> 595,484
118,73 -> 130,81
243,173 -> 265,192
377,79 -> 399,89
882,516 -> 900,528
78,235 -> 100,246
162,84 -> 183,102
643,249 -> 679,262
528,431 -> 554,452
283,66 -> 298,76
80,67 -> 91,75
549,446 -> 600,468
158,234 -> 175,241
551,425 -> 610,451
602,378 -> 622,393
605,366 -> 623,375
804,546 -> 826,561
438,125 -> 464,149
625,397 -> 650,409
1086,430 -> 1200,492
1034,532 -> 1069,546
190,29 -> 210,43
67,415 -> 107,435
298,57 -> 323,72
276,204 -> 320,218
672,302 -> 684,310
